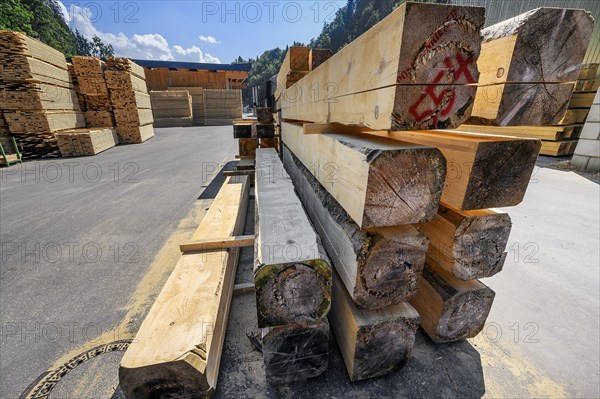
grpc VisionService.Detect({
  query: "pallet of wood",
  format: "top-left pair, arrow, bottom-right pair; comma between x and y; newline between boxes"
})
106,58 -> 154,143
169,86 -> 205,125
0,30 -> 84,158
203,89 -> 242,125
55,127 -> 118,156
149,90 -> 193,127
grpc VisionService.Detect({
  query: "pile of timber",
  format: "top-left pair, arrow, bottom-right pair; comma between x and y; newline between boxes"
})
120,175 -> 250,398
71,56 -> 114,128
203,89 -> 242,125
459,63 -> 599,156
254,148 -> 332,384
169,86 -> 205,125
468,8 -> 593,127
274,47 -> 332,100
0,30 -> 85,158
275,1 -> 544,382
55,127 -> 118,156
232,108 -> 278,156
149,90 -> 193,127
105,57 -> 154,143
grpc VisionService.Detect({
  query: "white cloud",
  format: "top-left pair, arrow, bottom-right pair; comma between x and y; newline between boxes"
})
59,2 -> 221,63
199,35 -> 220,44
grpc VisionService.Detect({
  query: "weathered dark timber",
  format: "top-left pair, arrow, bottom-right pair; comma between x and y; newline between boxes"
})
283,145 -> 428,309
252,123 -> 275,139
233,123 -> 252,138
238,138 -> 256,157
256,107 -> 274,123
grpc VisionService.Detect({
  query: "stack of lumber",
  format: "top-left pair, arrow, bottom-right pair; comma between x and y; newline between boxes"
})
168,86 -> 205,125
232,110 -> 278,157
459,62 -> 599,157
275,47 -> 332,101
468,8 -> 593,127
105,57 -> 154,143
0,30 -> 85,158
149,90 -> 193,127
232,118 -> 257,158
275,2 -> 545,383
120,175 -> 250,398
254,148 -> 332,385
203,89 -> 242,125
55,127 -> 118,156
71,56 -> 114,128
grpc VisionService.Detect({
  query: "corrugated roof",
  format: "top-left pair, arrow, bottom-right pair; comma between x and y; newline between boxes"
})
131,59 -> 252,72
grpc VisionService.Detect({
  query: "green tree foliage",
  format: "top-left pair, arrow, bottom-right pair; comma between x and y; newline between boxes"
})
1,0 -> 114,57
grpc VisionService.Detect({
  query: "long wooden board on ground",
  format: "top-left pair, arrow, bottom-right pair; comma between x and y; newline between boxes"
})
410,259 -> 495,343
469,8 -> 594,126
282,145 -> 428,309
280,3 -> 485,130
417,205 -> 511,280
329,270 -> 420,381
254,148 -> 332,328
119,175 -> 250,399
361,128 -> 541,210
281,122 -> 446,228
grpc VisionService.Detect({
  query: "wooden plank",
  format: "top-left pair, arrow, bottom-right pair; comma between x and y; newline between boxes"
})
254,148 -> 332,328
275,46 -> 310,99
540,140 -> 578,157
262,319 -> 329,385
282,145 -> 428,309
329,270 -> 420,381
362,128 -> 540,210
416,205 -> 511,280
119,175 -> 249,398
179,235 -> 254,253
568,91 -> 596,109
280,3 -> 485,130
410,260 -> 495,343
282,121 -> 445,227
455,124 -> 580,141
469,8 -> 594,126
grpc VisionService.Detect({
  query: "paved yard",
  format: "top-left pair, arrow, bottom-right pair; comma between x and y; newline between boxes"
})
1,127 -> 598,398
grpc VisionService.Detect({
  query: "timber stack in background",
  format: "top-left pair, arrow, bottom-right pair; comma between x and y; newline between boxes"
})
71,56 -> 115,128
0,30 -> 85,158
149,90 -> 193,127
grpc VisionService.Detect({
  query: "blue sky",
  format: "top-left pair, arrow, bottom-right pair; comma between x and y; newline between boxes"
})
59,1 -> 346,63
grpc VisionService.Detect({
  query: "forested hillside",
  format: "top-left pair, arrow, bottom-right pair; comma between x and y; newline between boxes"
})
0,0 -> 113,57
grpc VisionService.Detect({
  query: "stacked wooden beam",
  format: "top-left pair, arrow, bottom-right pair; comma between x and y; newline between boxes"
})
149,90 -> 193,127
71,56 -> 115,128
254,148 -> 332,384
105,57 -> 154,143
55,127 -> 118,156
168,86 -> 205,125
203,89 -> 242,125
120,175 -> 250,398
274,2 -> 548,383
0,30 -> 85,158
468,8 -> 593,127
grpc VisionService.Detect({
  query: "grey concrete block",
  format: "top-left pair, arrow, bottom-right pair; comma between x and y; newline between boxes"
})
579,122 -> 600,140
574,139 -> 600,157
585,156 -> 600,172
587,104 -> 600,122
571,154 -> 590,169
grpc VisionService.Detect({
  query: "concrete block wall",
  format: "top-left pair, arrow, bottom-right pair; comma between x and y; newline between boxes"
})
572,88 -> 600,172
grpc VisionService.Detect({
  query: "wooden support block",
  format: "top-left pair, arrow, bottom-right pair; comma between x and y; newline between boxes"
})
259,137 -> 279,151
410,260 -> 495,343
283,145 -> 428,309
280,3 -> 485,130
364,129 -> 540,210
329,270 -> 420,381
254,148 -> 332,328
119,176 -> 249,398
309,49 -> 332,71
233,123 -> 253,138
417,205 -> 511,280
252,123 -> 275,139
282,122 -> 446,227
256,107 -> 274,123
262,319 -> 329,385
179,235 -> 254,253
540,140 -> 578,157
275,46 -> 310,99
238,138 -> 256,157
469,8 -> 593,126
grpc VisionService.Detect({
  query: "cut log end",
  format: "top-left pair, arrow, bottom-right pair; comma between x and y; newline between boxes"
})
119,359 -> 212,399
354,230 -> 428,308
255,260 -> 332,328
352,318 -> 419,381
262,319 -> 330,385
363,147 -> 446,226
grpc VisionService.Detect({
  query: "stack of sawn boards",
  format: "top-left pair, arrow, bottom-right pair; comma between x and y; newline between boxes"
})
55,127 -> 118,156
105,57 -> 154,143
149,90 -> 193,127
71,56 -> 115,128
203,89 -> 242,125
168,86 -> 205,125
232,107 -> 278,156
0,30 -> 85,158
